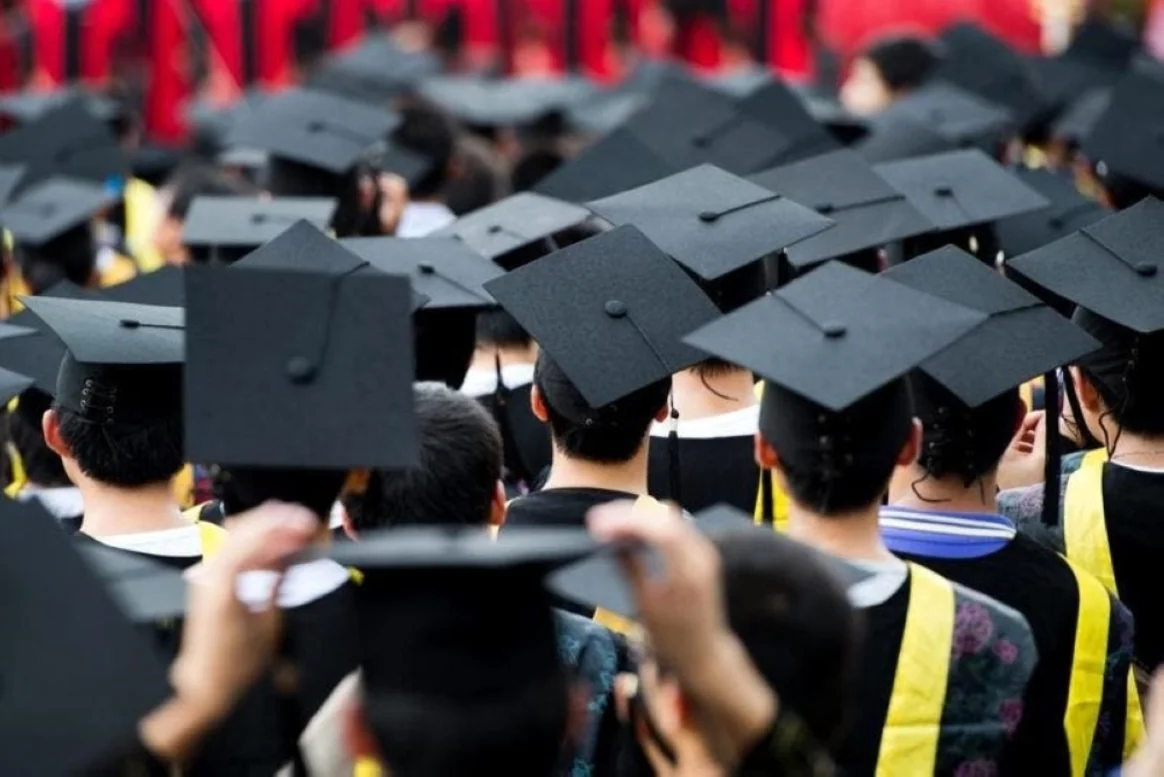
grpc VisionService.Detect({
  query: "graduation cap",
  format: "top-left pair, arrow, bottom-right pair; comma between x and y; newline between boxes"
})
588,164 -> 834,282
186,90 -> 270,155
20,296 -> 184,424
77,543 -> 188,623
1006,197 -> 1164,335
331,526 -> 599,700
799,93 -> 870,145
0,88 -> 121,126
307,36 -> 440,104
684,261 -> 986,412
622,77 -> 804,174
433,192 -> 594,270
416,75 -> 598,129
873,82 -> 1016,155
855,112 -> 957,164
1029,18 -> 1140,110
181,196 -> 338,265
0,281 -> 105,395
937,24 -> 1048,132
0,98 -> 127,190
550,503 -> 872,620
734,79 -> 840,160
483,225 -> 722,413
102,265 -> 187,307
0,323 -> 39,405
1050,87 -> 1111,146
0,177 -> 115,247
0,498 -> 170,775
994,168 -> 1109,259
184,236 -> 418,470
1082,70 -> 1164,194
749,149 -> 933,270
874,149 -> 1049,233
884,245 -> 1100,406
0,164 -> 25,206
340,235 -> 503,309
533,127 -> 682,203
562,89 -> 649,136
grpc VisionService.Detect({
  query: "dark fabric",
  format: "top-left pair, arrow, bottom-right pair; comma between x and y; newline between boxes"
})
478,383 -> 552,489
647,434 -> 758,514
504,487 -> 637,529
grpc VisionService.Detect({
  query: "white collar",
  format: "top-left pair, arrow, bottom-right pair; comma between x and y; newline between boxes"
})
395,202 -> 456,238
236,558 -> 350,609
649,404 -> 759,440
459,363 -> 536,398
17,486 -> 84,520
93,524 -> 203,558
846,558 -> 908,609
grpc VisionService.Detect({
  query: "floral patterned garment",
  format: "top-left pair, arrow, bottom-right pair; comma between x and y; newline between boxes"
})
555,610 -> 624,777
937,589 -> 1039,777
996,450 -> 1086,554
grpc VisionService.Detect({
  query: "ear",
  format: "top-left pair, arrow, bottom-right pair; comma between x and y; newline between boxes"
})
897,418 -> 923,467
1072,366 -> 1103,412
530,383 -> 549,423
489,481 -> 507,528
42,408 -> 70,460
341,508 -> 358,541
653,401 -> 669,423
753,432 -> 779,471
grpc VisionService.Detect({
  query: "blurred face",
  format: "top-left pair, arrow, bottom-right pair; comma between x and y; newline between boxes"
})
841,57 -> 895,117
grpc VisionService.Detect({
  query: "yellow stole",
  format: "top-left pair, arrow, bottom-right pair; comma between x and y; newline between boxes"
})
124,178 -> 164,273
750,381 -> 790,531
875,563 -> 955,776
181,503 -> 228,558
1063,449 -> 1146,762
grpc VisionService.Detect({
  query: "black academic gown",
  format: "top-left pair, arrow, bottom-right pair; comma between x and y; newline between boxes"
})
647,432 -> 759,514
477,382 -> 552,491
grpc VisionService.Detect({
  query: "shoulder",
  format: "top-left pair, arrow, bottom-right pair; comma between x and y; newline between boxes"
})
555,610 -> 620,667
998,482 -> 1067,554
949,583 -> 1038,686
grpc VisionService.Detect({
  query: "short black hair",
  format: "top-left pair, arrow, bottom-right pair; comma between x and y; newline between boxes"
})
17,227 -> 96,294
393,103 -> 457,200
910,373 -> 1019,486
863,35 -> 942,93
1075,309 -> 1164,437
764,380 -> 913,515
54,404 -> 184,487
344,383 -> 502,532
714,529 -> 861,750
367,672 -> 567,777
9,389 -> 68,487
534,352 -> 670,465
476,310 -> 531,349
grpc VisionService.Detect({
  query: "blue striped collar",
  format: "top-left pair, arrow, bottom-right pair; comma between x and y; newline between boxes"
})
879,505 -> 1017,560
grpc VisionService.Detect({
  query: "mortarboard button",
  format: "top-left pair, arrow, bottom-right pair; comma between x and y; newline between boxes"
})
285,356 -> 316,384
604,300 -> 628,318
823,322 -> 846,338
417,263 -> 435,275
816,202 -> 835,215
1137,263 -> 1157,277
934,185 -> 954,197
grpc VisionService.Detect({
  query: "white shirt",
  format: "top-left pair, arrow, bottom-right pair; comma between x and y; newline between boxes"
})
395,201 -> 456,238
649,404 -> 760,440
459,363 -> 536,398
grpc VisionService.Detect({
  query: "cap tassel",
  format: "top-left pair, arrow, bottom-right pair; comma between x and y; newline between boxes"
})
668,397 -> 681,507
1041,370 -> 1062,527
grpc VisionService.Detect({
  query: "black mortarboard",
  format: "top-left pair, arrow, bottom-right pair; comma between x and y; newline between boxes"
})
418,76 -> 598,129
186,90 -> 269,155
307,36 -> 440,104
874,149 -> 1048,233
1082,71 -> 1164,193
483,225 -> 721,412
1029,18 -> 1139,111
76,543 -> 188,623
331,526 -> 598,699
855,112 -> 957,163
0,164 -> 24,206
1006,197 -> 1164,334
181,196 -> 338,265
621,78 -> 804,175
0,499 -> 169,775
20,296 -> 184,423
875,82 -> 1016,155
0,88 -> 121,126
684,261 -> 985,411
735,79 -> 840,161
433,192 -> 594,270
994,168 -> 1108,259
0,98 -> 127,190
184,238 -> 417,470
749,149 -> 933,270
1051,87 -> 1111,145
588,164 -> 834,282
937,24 -> 1047,131
564,89 -> 649,135
533,127 -> 681,203
550,503 -> 873,619
0,323 -> 38,405
0,282 -> 104,395
884,245 -> 1099,406
0,177 -> 115,247
102,265 -> 186,307
340,235 -> 503,309
799,92 -> 870,145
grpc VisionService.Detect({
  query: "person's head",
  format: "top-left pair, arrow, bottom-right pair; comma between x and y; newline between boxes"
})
755,379 -> 922,516
531,352 -> 670,465
475,309 -> 533,353
8,389 -> 69,488
444,135 -> 504,216
510,148 -> 565,193
343,383 -> 505,536
841,35 -> 941,116
891,373 -> 1023,498
42,363 -> 184,490
392,103 -> 457,201
1070,308 -> 1164,447
157,164 -> 256,265
686,259 -> 771,377
628,528 -> 861,772
16,227 -> 97,294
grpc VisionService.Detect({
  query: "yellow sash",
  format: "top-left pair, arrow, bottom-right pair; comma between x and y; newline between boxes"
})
181,503 -> 227,558
97,252 -> 138,288
124,178 -> 164,273
1063,448 -> 1145,759
751,381 -> 790,531
875,563 -> 955,776
1063,558 -> 1112,777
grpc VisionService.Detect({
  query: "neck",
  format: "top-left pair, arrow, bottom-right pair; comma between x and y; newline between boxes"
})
888,466 -> 998,514
785,499 -> 896,563
1108,429 -> 1164,466
469,344 -> 537,372
670,368 -> 757,421
78,479 -> 185,537
542,443 -> 649,495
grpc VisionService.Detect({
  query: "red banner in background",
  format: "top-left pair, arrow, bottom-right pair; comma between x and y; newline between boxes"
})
25,0 -> 133,85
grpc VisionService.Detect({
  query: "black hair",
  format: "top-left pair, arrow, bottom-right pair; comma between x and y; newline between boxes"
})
863,35 -> 942,93
909,373 -> 1020,486
393,103 -> 457,200
368,672 -> 567,777
54,404 -> 183,488
1074,309 -> 1164,438
17,227 -> 96,294
534,352 -> 670,465
714,529 -> 861,750
216,465 -> 346,522
9,389 -> 68,487
167,164 -> 257,221
475,310 -> 531,349
763,380 -> 913,515
510,148 -> 565,193
344,383 -> 502,532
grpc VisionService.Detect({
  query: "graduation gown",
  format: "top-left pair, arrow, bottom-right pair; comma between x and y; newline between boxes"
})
840,563 -> 1036,776
462,364 -> 551,492
646,405 -> 760,514
504,487 -> 638,529
882,506 -> 1137,776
